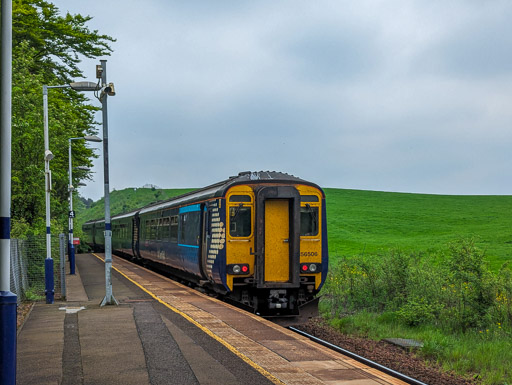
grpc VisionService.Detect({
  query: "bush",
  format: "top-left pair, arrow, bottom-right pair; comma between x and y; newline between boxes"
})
323,239 -> 510,332
397,297 -> 436,326
494,262 -> 512,325
447,239 -> 496,331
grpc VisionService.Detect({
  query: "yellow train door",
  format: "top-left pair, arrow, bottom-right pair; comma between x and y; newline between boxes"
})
264,199 -> 290,283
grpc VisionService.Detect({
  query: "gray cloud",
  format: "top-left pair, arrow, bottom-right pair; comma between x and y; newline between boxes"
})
284,28 -> 380,83
416,6 -> 512,79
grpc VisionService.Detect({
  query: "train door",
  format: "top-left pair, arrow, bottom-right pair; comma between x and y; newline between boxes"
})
200,203 -> 209,280
132,213 -> 140,259
255,186 -> 300,288
264,199 -> 290,282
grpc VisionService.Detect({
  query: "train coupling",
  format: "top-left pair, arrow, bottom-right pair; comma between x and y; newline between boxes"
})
268,289 -> 289,309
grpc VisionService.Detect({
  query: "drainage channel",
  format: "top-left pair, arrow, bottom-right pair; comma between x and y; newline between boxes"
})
288,326 -> 427,385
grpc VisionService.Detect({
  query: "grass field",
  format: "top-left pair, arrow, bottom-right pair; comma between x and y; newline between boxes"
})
324,188 -> 512,270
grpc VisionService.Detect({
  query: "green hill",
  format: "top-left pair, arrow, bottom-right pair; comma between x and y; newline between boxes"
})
77,187 -> 512,270
325,188 -> 512,270
76,187 -> 195,224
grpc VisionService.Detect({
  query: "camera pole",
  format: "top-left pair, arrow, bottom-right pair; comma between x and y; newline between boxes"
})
99,60 -> 117,306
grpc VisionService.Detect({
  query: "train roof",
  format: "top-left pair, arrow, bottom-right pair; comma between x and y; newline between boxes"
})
195,170 -> 323,198
85,171 -> 323,223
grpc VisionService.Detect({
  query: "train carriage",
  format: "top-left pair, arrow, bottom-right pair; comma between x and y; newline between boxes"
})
84,171 -> 328,318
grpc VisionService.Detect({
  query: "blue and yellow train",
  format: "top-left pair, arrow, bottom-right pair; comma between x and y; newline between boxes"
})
83,171 -> 328,317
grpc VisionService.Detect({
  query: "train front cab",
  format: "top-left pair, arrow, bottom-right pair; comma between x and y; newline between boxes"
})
224,183 -> 326,316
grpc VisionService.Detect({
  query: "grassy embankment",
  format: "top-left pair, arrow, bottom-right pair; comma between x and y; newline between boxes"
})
76,187 -> 195,224
323,188 -> 512,384
77,187 -> 512,383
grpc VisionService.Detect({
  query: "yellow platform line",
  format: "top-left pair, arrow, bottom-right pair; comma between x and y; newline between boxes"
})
92,254 -> 285,385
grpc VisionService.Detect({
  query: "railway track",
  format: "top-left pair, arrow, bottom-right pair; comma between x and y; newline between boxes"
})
288,326 -> 427,385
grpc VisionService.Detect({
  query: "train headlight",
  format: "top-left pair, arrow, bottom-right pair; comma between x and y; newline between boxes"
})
300,263 -> 321,273
227,264 -> 250,275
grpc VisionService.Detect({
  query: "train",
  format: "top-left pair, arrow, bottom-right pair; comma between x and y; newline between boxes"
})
83,171 -> 328,318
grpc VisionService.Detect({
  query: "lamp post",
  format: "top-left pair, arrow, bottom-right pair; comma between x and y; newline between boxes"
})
97,60 -> 118,306
68,135 -> 102,275
42,81 -> 99,304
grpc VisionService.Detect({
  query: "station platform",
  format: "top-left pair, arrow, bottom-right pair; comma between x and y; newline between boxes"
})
17,253 -> 405,385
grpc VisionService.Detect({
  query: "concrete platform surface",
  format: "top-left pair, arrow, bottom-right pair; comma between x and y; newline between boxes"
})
17,253 -> 273,385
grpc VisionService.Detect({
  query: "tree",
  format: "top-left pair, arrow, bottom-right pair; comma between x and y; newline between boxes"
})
11,0 -> 115,235
13,0 -> 114,81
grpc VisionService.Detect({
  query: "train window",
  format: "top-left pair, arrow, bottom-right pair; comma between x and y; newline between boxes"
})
156,218 -> 162,239
161,217 -> 170,240
300,205 -> 319,236
143,220 -> 149,239
229,205 -> 252,237
229,195 -> 252,203
301,195 -> 319,202
170,216 -> 178,242
179,211 -> 201,246
150,219 -> 157,240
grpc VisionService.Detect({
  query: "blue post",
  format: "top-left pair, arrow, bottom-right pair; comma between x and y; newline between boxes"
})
0,291 -> 17,385
45,258 -> 54,304
69,243 -> 75,275
1,0 -> 17,383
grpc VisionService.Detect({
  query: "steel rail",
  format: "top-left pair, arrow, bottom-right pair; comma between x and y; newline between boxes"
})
288,326 -> 427,385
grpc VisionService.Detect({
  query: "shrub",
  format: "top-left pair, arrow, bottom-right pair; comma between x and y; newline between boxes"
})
493,262 -> 512,326
447,239 -> 496,331
397,297 -> 436,326
323,239 -> 508,332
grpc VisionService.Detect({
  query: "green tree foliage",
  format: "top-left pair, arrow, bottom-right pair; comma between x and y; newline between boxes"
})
11,0 -> 114,235
13,0 -> 114,79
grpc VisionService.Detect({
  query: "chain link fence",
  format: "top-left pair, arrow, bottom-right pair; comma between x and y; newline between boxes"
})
10,234 -> 66,304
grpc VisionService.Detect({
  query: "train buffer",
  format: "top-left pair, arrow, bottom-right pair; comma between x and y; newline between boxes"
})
17,253 -> 406,385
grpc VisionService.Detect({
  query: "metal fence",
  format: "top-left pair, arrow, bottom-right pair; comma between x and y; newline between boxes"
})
10,234 -> 66,304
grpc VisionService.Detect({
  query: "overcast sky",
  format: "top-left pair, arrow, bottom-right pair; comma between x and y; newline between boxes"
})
51,0 -> 512,200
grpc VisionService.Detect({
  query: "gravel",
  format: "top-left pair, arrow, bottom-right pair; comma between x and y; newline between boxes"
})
296,318 -> 477,385
17,302 -> 34,331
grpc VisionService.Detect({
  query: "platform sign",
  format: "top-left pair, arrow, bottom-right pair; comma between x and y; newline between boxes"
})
73,237 -> 80,245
